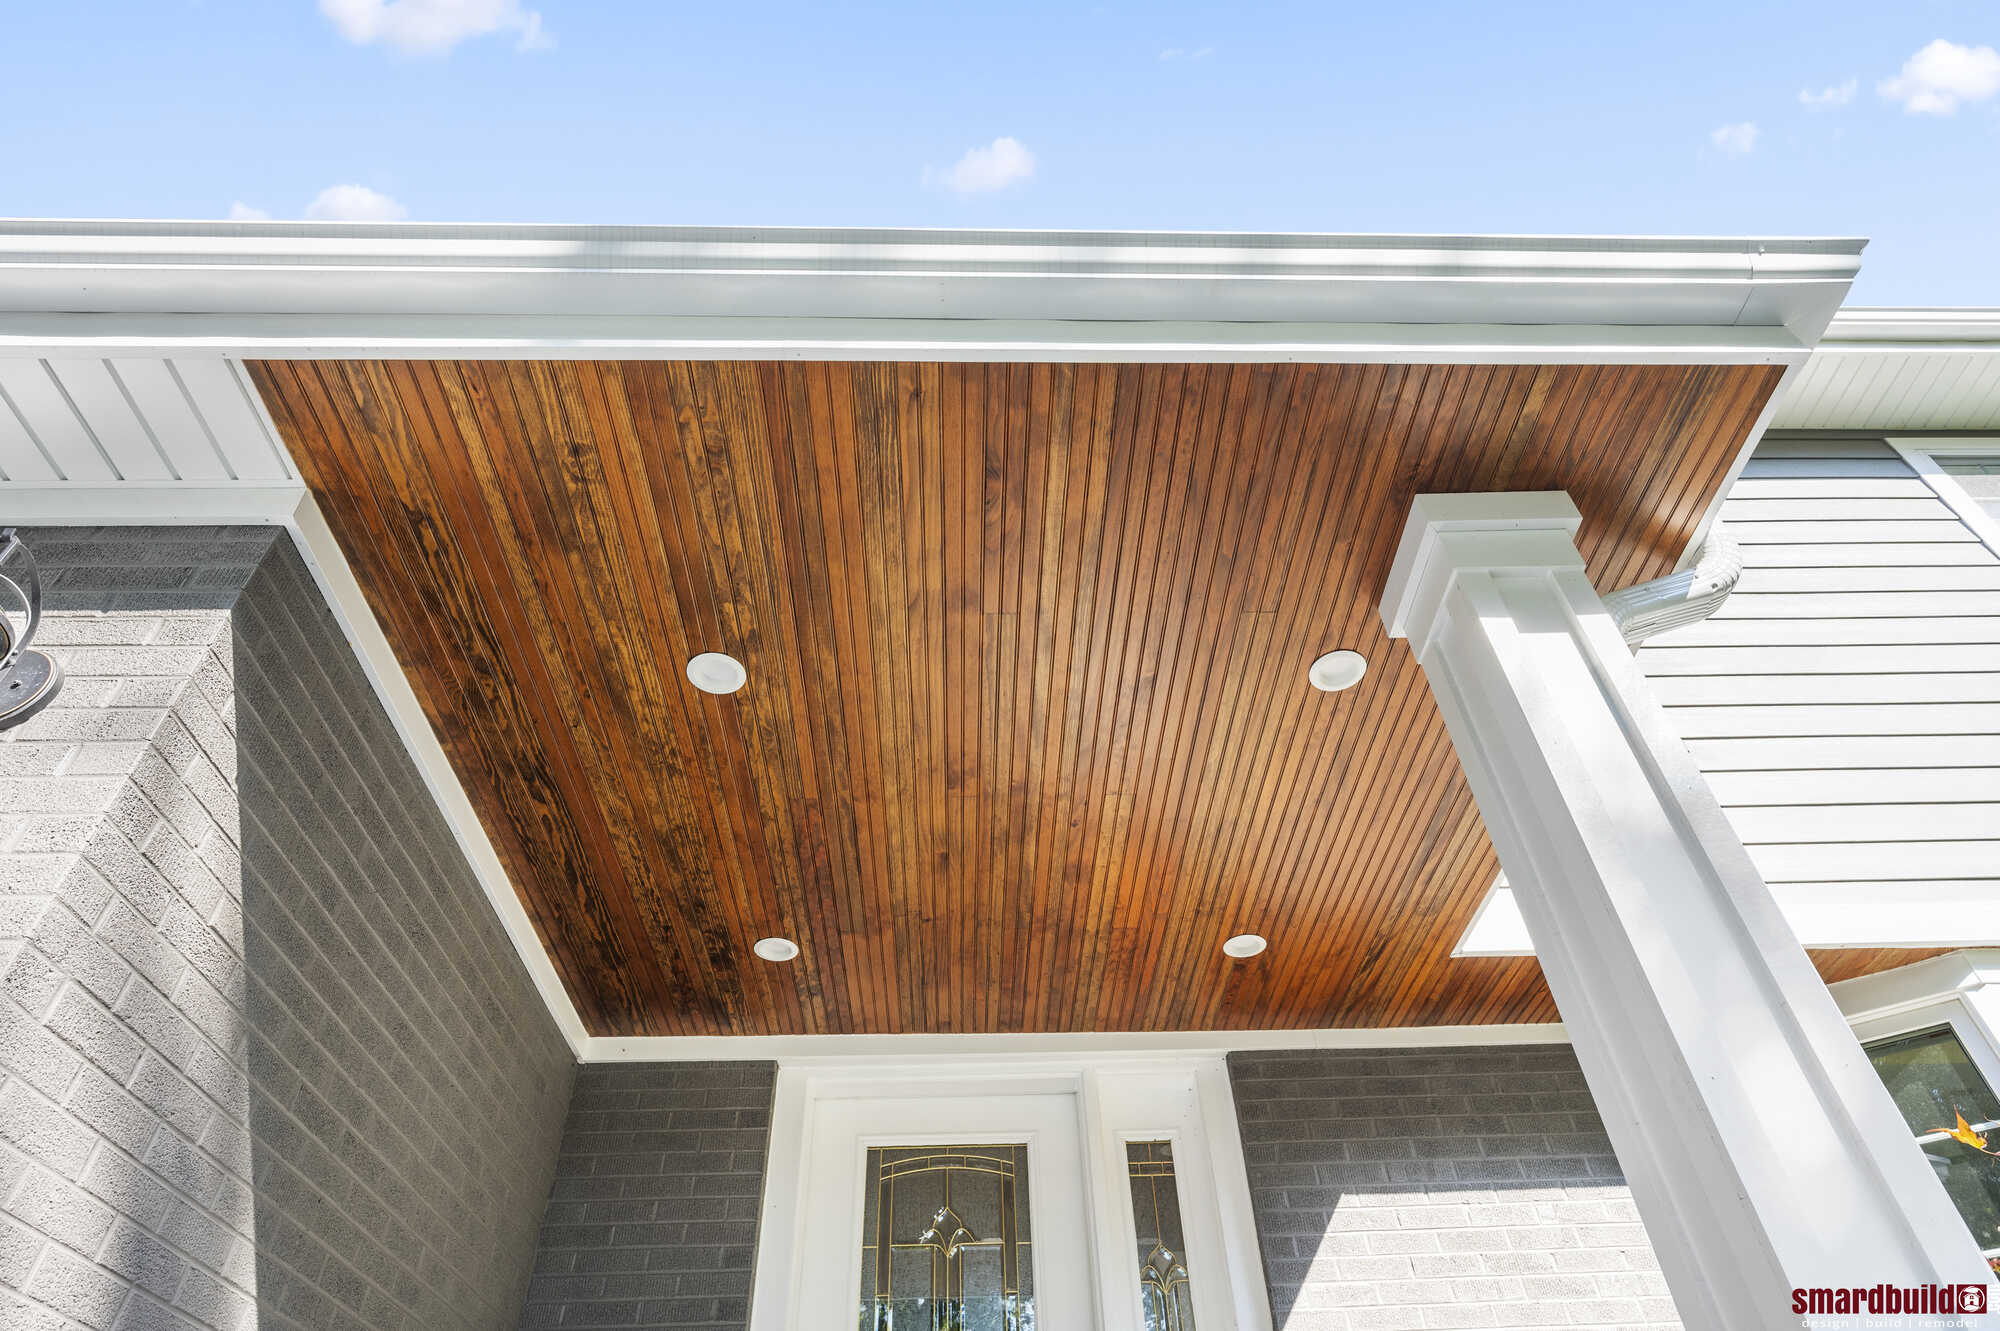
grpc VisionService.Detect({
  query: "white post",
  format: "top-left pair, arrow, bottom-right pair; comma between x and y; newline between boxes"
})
1380,492 -> 1995,1329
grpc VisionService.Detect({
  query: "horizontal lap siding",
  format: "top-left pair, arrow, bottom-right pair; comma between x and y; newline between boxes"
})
1639,435 -> 2000,900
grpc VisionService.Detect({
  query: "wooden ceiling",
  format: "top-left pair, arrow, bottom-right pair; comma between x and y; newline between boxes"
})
255,358 -> 1936,1037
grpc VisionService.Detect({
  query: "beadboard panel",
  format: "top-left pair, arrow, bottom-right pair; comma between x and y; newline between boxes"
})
257,358 -> 1804,1036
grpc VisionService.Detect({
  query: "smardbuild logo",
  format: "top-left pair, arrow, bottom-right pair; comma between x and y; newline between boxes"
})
1791,1282 -> 1987,1317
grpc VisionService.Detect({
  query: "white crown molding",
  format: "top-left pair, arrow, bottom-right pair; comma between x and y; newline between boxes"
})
581,1022 -> 1570,1063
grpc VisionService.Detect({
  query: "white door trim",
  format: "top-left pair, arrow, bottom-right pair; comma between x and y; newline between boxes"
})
748,1055 -> 1273,1331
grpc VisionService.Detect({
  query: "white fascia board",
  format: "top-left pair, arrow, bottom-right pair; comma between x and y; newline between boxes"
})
581,1022 -> 1570,1064
0,221 -> 1858,359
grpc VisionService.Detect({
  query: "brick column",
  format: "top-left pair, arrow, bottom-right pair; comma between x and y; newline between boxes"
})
0,527 -> 575,1331
2,528 -> 271,1331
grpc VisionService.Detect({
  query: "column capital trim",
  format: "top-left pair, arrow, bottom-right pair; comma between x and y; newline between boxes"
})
1379,491 -> 1584,648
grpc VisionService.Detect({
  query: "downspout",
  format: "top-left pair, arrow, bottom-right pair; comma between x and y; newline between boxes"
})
1602,523 -> 1744,645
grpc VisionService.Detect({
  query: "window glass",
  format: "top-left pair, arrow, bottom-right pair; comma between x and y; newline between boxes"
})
1865,1026 -> 2000,1260
1937,455 -> 2000,523
858,1144 -> 1033,1331
1127,1141 -> 1198,1331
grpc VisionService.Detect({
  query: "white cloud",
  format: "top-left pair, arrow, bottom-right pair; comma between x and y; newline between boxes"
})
1709,121 -> 1759,156
319,0 -> 549,55
1879,39 -> 2000,115
933,137 -> 1035,195
1797,79 -> 1857,109
304,184 -> 409,222
1159,46 -> 1212,61
227,202 -> 271,221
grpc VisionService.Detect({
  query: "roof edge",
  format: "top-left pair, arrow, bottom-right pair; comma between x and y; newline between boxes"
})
1823,307 -> 2000,345
0,222 -> 1860,349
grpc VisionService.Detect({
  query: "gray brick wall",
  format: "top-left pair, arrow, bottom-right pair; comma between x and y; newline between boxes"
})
0,527 -> 576,1331
234,540 -> 574,1331
1228,1046 -> 1680,1331
2,528 -> 273,1331
521,1062 -> 775,1331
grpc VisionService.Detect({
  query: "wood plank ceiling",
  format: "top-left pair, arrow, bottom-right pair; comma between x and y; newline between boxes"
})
254,359 -> 1938,1037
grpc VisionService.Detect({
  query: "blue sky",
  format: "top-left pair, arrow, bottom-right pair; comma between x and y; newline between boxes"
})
3,1 -> 1996,303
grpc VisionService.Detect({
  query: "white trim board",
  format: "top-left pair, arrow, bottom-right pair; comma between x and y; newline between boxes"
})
581,1022 -> 1570,1063
280,496 -> 591,1054
1890,436 -> 2000,558
0,482 -> 304,525
1831,949 -> 2000,1027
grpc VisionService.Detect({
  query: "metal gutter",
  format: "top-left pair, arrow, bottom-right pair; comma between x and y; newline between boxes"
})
0,221 -> 1861,360
1820,307 -> 2000,345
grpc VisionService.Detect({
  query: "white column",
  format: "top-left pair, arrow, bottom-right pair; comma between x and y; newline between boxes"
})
1380,492 -> 1995,1328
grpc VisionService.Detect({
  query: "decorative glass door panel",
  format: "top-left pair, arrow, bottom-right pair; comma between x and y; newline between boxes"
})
858,1144 -> 1034,1330
1125,1142 -> 1196,1331
782,1090 -> 1092,1330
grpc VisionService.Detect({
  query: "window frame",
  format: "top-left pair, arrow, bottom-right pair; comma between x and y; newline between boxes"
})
1887,436 -> 2000,560
1848,963 -> 2000,1263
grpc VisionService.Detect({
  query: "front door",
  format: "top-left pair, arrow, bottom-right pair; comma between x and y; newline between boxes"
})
795,1089 -> 1096,1329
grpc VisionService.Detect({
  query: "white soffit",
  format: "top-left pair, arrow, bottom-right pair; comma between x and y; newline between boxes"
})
0,351 -> 302,526
0,355 -> 300,521
1773,308 -> 2000,430
0,220 -> 1858,362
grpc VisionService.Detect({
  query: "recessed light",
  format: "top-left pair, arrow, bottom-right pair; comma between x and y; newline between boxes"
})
752,936 -> 799,963
1308,650 -> 1367,693
686,652 -> 747,695
1222,933 -> 1267,959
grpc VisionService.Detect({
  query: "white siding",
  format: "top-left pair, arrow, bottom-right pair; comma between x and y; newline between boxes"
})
1639,435 -> 2000,905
